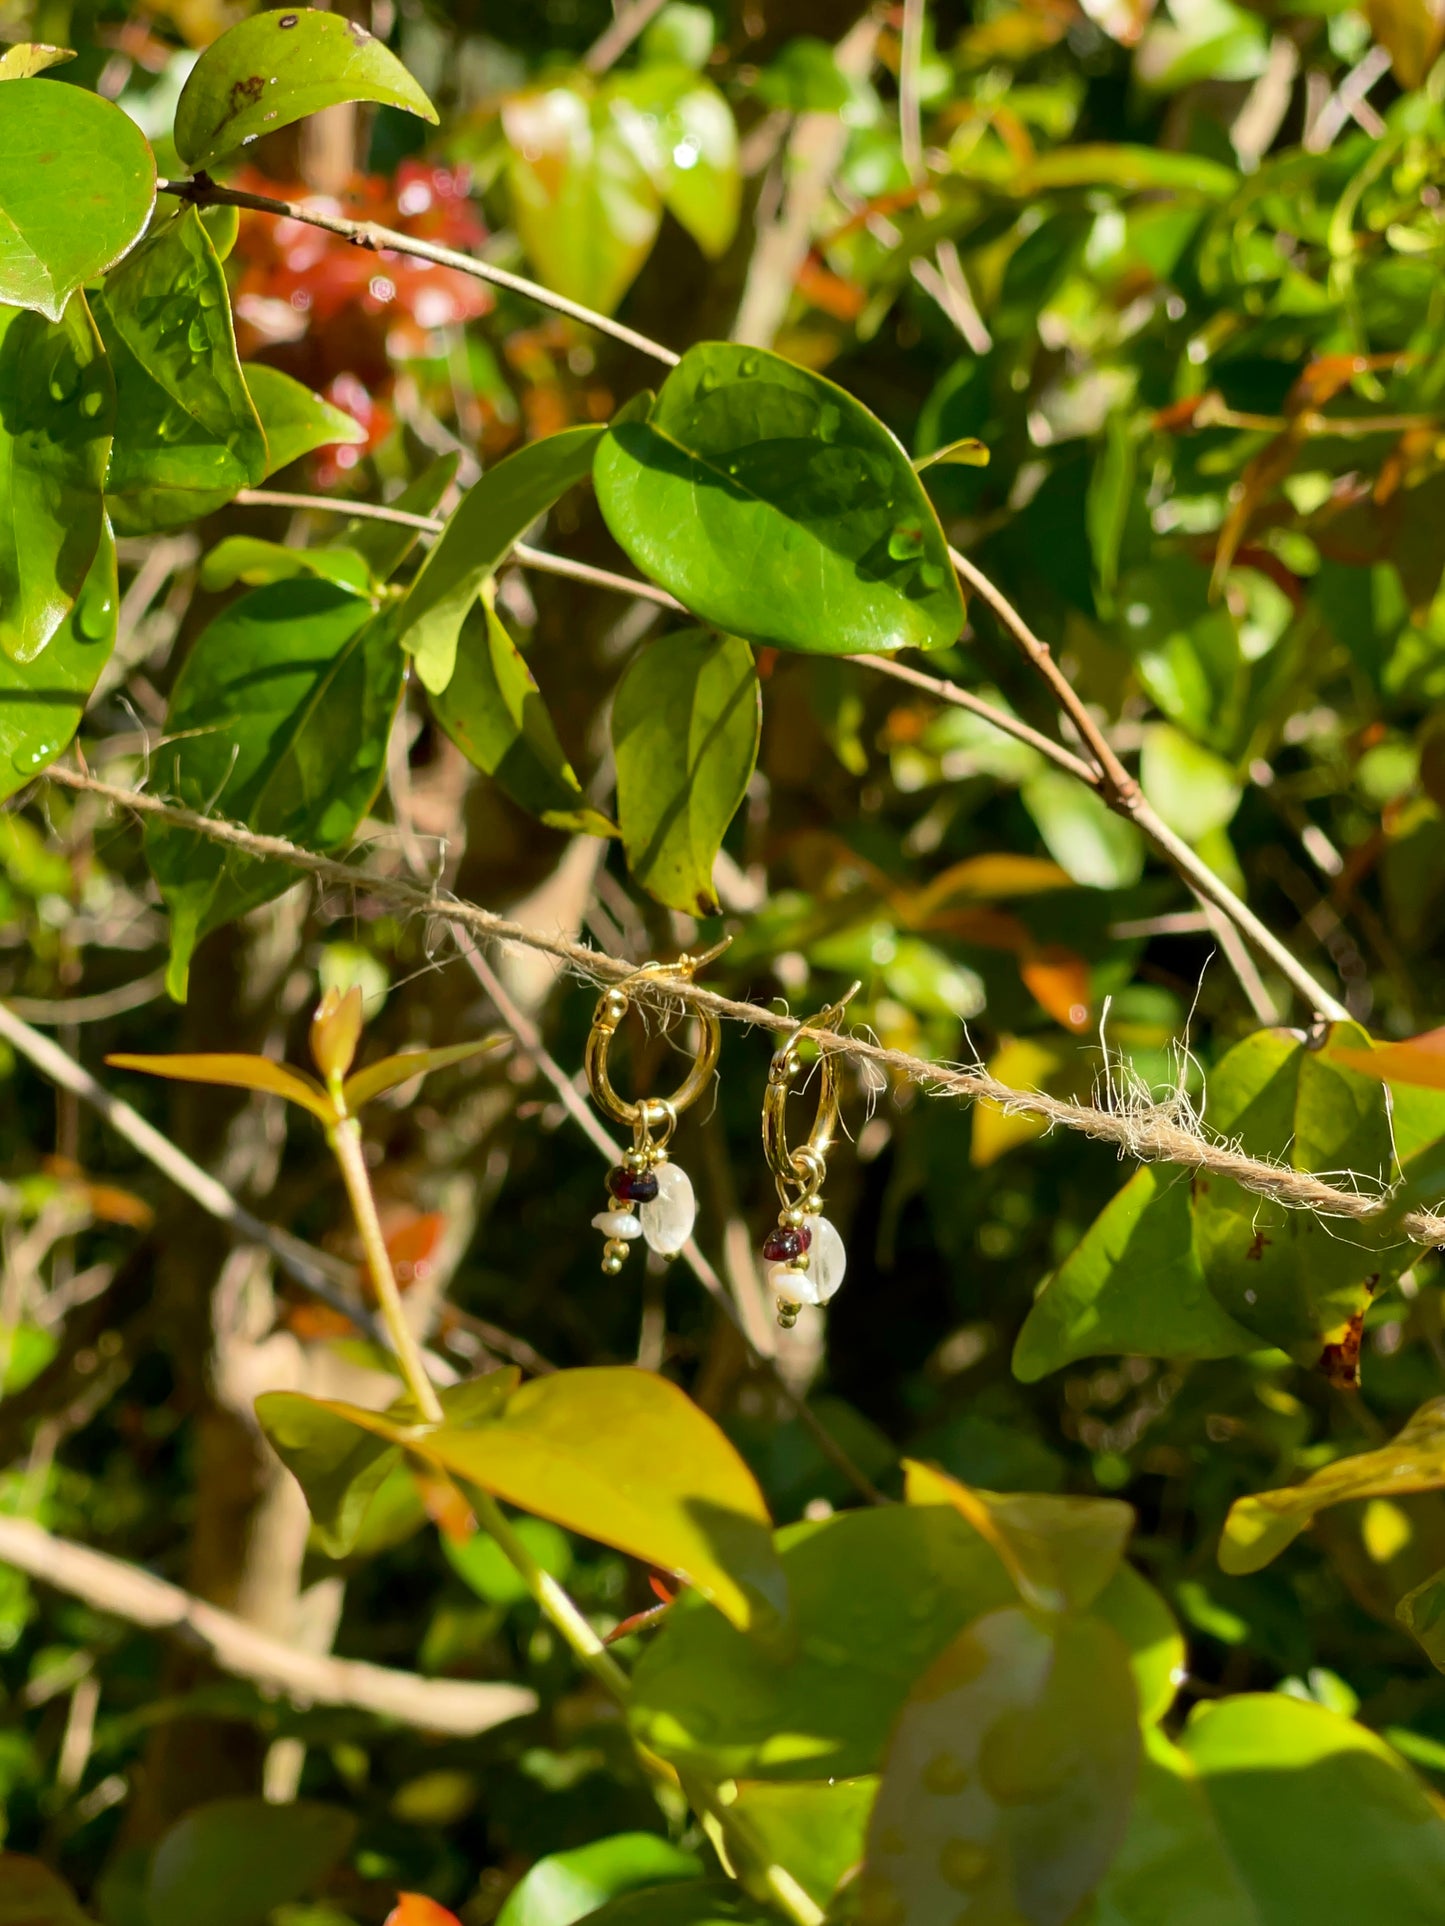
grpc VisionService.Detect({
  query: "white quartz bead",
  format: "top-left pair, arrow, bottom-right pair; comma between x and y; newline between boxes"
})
639,1161 -> 696,1255
768,1261 -> 822,1307
802,1214 -> 846,1304
592,1209 -> 642,1239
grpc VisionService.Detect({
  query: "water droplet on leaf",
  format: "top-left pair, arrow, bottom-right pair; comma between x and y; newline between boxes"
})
888,524 -> 926,562
817,402 -> 841,442
14,743 -> 58,773
187,318 -> 208,353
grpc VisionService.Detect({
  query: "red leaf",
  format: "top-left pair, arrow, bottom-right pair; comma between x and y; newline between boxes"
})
385,1897 -> 464,1926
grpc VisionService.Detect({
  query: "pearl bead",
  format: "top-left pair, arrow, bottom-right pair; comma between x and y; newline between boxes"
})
592,1209 -> 642,1239
768,1261 -> 822,1307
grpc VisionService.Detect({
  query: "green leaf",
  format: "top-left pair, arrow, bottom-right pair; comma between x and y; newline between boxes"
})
0,297 -> 113,663
1139,724 -> 1241,841
629,1506 -> 1017,1782
146,1799 -> 356,1926
200,537 -> 371,594
610,69 -> 740,260
1220,1395 -> 1445,1575
271,1367 -> 787,1639
342,453 -> 456,584
640,5 -> 715,70
1178,1695 -> 1445,1925
98,208 -> 266,538
0,519 -> 115,802
612,629 -> 759,915
1190,1023 -> 1401,1371
258,1374 -> 519,1557
1092,1565 -> 1187,1727
0,45 -> 75,78
496,1835 -> 701,1926
502,84 -> 661,318
145,580 -> 401,1001
572,1888 -> 772,1926
173,8 -> 437,173
913,437 -> 991,472
1397,1565 -> 1445,1671
242,364 -> 367,475
1091,1729 -> 1264,1926
430,602 -> 615,836
396,425 -> 604,694
904,1458 -> 1133,1612
0,80 -> 155,322
728,1780 -> 877,1912
341,1037 -> 501,1112
859,1608 -> 1140,1926
594,344 -> 964,657
1013,1166 -> 1257,1381
1021,769 -> 1146,889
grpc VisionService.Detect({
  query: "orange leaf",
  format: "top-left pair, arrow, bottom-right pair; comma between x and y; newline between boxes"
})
913,852 -> 1073,918
385,1898 -> 463,1926
1020,945 -> 1092,1032
106,1052 -> 334,1123
385,1212 -> 447,1289
1287,351 -> 1409,415
1332,1025 -> 1445,1092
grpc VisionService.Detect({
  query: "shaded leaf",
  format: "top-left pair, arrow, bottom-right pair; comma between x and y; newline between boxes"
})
904,1458 -> 1133,1612
174,8 -> 437,172
495,1835 -> 701,1926
144,580 -> 401,1001
630,1506 -> 1018,1782
594,344 -> 964,657
343,453 -> 455,584
242,363 -> 367,474
728,1780 -> 876,1912
1397,1565 -> 1445,1671
341,1037 -> 501,1113
0,1857 -> 90,1926
859,1608 -> 1140,1925
146,1799 -> 357,1926
0,81 -> 154,322
0,45 -> 75,78
612,629 -> 759,914
0,297 -> 114,663
0,520 -> 116,803
397,425 -> 603,694
431,602 -> 615,835
1220,1395 -> 1445,1574
572,1888 -> 771,1926
107,1050 -> 333,1123
200,536 -> 371,594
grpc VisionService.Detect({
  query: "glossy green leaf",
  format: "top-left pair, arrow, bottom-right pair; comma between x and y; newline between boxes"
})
612,629 -> 759,915
727,1780 -> 877,1912
342,453 -> 456,584
200,536 -> 371,594
1190,1023 -> 1400,1371
106,1051 -> 333,1123
1021,770 -> 1146,889
146,1799 -> 356,1926
1092,1565 -> 1186,1727
611,69 -> 740,260
1013,1166 -> 1256,1381
502,85 -> 661,317
397,426 -> 603,694
341,1037 -> 501,1112
594,344 -> 964,657
273,1367 -> 786,1638
1091,1729 -> 1264,1926
904,1458 -> 1133,1612
258,1374 -> 519,1557
630,1506 -> 1017,1782
1178,1695 -> 1445,1925
430,602 -> 615,836
145,580 -> 401,1001
0,520 -> 115,802
0,81 -> 154,322
1139,723 -> 1241,840
1220,1395 -> 1445,1575
173,8 -> 437,172
0,297 -> 113,663
0,45 -> 75,78
495,1834 -> 701,1926
572,1888 -> 771,1926
859,1608 -> 1140,1925
98,208 -> 266,538
242,364 -> 367,475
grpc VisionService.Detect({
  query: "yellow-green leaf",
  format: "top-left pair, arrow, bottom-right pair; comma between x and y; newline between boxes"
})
342,1038 -> 501,1113
0,45 -> 75,78
107,1051 -> 334,1123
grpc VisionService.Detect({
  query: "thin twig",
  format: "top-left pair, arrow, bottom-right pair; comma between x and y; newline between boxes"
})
0,1514 -> 535,1736
4,970 -> 168,1025
157,178 -> 680,370
582,0 -> 670,74
39,767 -> 1445,1247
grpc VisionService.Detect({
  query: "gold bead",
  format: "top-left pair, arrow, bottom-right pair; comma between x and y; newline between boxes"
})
782,1204 -> 806,1229
803,1193 -> 823,1215
776,1297 -> 801,1329
602,1252 -> 625,1275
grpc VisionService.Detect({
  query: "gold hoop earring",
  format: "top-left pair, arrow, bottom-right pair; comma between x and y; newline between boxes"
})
761,983 -> 859,1327
585,942 -> 727,1274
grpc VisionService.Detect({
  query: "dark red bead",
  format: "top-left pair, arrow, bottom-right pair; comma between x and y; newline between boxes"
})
609,1165 -> 659,1203
763,1224 -> 811,1263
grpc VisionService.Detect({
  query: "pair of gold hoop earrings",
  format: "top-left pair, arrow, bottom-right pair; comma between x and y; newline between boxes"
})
584,947 -> 857,1329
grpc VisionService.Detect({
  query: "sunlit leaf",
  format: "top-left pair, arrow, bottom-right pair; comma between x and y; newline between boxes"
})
431,602 -> 615,835
242,364 -> 367,475
342,1038 -> 501,1113
1139,724 -> 1241,841
1019,944 -> 1093,1032
1367,0 -> 1445,90
174,8 -> 437,172
1220,1395 -> 1445,1575
1332,1024 -> 1445,1092
0,297 -> 113,663
107,1050 -> 334,1123
728,1780 -> 876,1912
571,1888 -> 771,1926
397,425 -> 603,694
610,69 -> 740,260
0,520 -> 115,803
904,1459 -> 1133,1612
971,1035 -> 1067,1168
0,81 -> 154,322
496,1834 -> 701,1926
0,45 -> 75,78
1021,770 -> 1146,889
200,536 -> 371,594
385,1898 -> 463,1926
594,344 -> 964,657
612,629 -> 759,915
859,1608 -> 1140,1925
913,437 -> 991,472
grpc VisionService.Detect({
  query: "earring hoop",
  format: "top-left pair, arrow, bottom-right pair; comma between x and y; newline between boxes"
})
584,941 -> 728,1273
761,983 -> 859,1326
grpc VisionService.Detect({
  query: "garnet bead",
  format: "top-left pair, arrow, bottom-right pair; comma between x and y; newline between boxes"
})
762,1223 -> 811,1264
608,1164 -> 659,1203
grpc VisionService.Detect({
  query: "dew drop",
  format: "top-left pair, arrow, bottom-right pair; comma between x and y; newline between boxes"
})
939,1839 -> 991,1891
697,366 -> 720,395
817,402 -> 841,442
739,353 -> 760,376
74,589 -> 114,642
197,282 -> 221,310
922,1751 -> 970,1795
13,743 -> 58,773
888,523 -> 926,562
157,408 -> 188,443
919,559 -> 945,590
187,317 -> 208,353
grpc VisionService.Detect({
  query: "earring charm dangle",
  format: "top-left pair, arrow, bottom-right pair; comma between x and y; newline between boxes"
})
762,984 -> 859,1328
584,944 -> 726,1273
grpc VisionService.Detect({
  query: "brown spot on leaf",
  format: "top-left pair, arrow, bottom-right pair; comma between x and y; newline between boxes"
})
1319,1312 -> 1366,1389
278,12 -> 299,24
1246,1230 -> 1272,1261
227,74 -> 264,113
